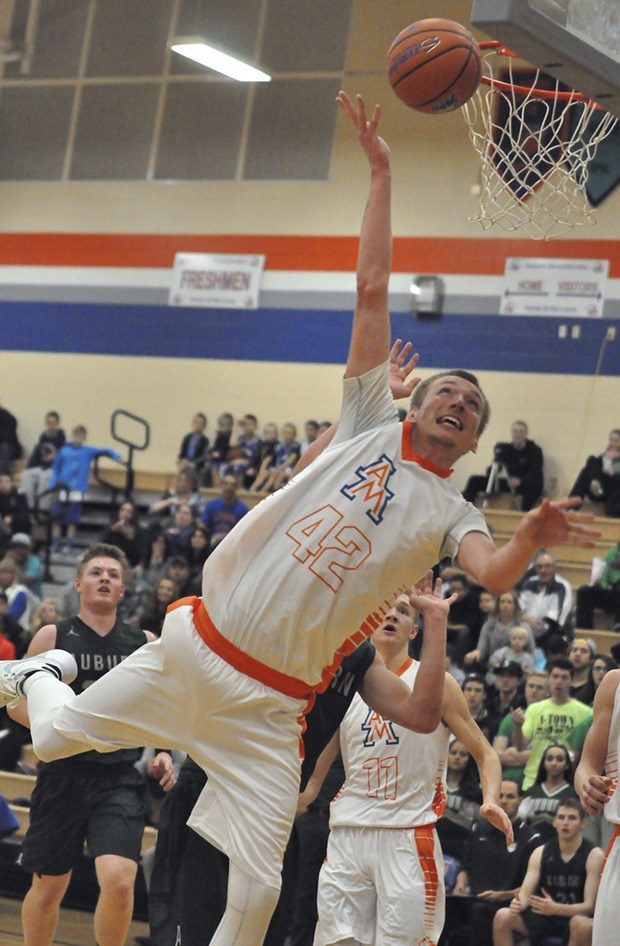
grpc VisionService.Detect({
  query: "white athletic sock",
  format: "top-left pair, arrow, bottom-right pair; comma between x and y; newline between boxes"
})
208,862 -> 280,946
23,673 -> 85,762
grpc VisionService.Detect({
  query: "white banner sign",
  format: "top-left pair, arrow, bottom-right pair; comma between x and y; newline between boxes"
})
169,253 -> 265,309
501,258 -> 608,318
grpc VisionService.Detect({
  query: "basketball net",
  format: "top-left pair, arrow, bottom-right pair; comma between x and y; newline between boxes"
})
462,43 -> 618,240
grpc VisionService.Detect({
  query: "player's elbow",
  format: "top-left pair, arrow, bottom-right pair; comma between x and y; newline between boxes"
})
356,273 -> 389,306
411,708 -> 442,733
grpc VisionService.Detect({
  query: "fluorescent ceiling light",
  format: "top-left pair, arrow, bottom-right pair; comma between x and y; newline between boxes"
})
171,37 -> 271,82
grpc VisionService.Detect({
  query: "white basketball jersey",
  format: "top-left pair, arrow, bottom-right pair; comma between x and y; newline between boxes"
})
202,362 -> 489,686
604,679 -> 620,824
329,659 -> 451,828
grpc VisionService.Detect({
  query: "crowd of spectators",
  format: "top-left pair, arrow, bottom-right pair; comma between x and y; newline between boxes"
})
0,403 -> 618,945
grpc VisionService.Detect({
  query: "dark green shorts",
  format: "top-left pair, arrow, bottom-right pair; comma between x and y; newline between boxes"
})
18,761 -> 146,876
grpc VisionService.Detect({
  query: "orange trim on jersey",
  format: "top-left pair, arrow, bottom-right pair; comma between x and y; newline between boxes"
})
413,824 -> 440,942
401,423 -> 453,478
2,233 -> 619,277
601,823 -> 620,877
396,657 -> 413,677
169,596 -> 314,701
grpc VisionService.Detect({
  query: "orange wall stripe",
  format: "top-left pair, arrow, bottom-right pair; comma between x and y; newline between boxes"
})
1,233 -> 619,276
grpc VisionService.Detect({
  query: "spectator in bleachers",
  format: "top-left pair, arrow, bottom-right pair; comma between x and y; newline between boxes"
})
177,412 -> 210,482
569,428 -> 620,518
488,660 -> 525,722
0,472 -> 31,543
517,743 -> 578,843
299,419 -> 319,457
493,669 -> 549,786
184,524 -> 210,590
205,411 -> 234,487
164,556 -> 193,598
575,538 -> 620,631
49,425 -> 122,555
435,737 -> 482,870
163,503 -> 196,558
452,779 -> 540,946
568,638 -> 596,705
462,420 -> 544,512
0,558 -> 39,632
226,413 -> 261,487
252,422 -> 301,494
462,673 -> 500,743
134,530 -> 172,601
465,591 -> 534,671
138,577 -> 178,637
0,589 -> 27,658
28,598 -> 60,640
0,401 -> 21,475
19,410 -> 65,513
6,533 -> 43,600
245,422 -> 280,491
519,550 -> 574,653
100,499 -> 145,568
511,658 -> 592,791
489,627 -> 536,675
148,469 -> 203,527
446,572 -> 485,664
591,653 -> 618,694
200,475 -> 248,553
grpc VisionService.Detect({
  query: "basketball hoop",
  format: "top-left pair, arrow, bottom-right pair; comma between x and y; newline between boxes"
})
462,42 -> 618,240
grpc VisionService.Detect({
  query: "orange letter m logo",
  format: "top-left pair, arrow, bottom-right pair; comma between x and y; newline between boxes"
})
341,454 -> 396,525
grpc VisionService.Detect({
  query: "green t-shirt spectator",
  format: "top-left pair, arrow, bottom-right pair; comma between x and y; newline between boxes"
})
521,697 -> 592,790
496,712 -> 526,784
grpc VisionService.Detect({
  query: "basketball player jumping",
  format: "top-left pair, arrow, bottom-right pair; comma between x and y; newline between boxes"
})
0,92 -> 598,946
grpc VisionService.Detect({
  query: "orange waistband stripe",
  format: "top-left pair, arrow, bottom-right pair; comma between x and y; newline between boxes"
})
169,596 -> 315,702
601,823 -> 620,877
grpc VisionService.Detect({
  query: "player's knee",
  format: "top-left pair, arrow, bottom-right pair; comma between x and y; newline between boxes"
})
492,907 -> 511,932
29,873 -> 71,910
96,856 -> 137,909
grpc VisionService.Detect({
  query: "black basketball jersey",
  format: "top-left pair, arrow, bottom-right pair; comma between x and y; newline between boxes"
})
538,836 -> 594,905
47,614 -> 148,767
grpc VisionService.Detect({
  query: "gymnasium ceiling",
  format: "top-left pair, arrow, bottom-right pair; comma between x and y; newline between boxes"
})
0,0 -> 481,182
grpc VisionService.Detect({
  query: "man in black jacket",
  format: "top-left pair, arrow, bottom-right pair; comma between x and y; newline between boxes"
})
463,420 -> 544,512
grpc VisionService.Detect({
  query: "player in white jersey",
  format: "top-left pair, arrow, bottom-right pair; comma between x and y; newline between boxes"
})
575,668 -> 620,946
311,587 -> 513,946
0,93 -> 597,946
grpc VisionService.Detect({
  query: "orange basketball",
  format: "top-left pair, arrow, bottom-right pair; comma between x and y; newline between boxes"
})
387,18 -> 482,114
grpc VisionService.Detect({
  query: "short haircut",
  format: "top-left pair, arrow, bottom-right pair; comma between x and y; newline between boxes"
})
77,543 -> 128,577
72,425 -> 87,437
526,668 -> 549,680
410,369 -> 490,435
45,411 -> 60,422
512,420 -> 528,431
548,657 -> 574,677
555,796 -> 585,818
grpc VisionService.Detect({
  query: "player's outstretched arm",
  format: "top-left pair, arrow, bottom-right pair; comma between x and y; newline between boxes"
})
443,674 -> 514,845
336,91 -> 392,380
360,572 -> 454,734
575,669 -> 619,815
456,497 -> 601,595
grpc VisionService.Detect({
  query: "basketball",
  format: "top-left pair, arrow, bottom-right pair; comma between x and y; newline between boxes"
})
387,18 -> 482,114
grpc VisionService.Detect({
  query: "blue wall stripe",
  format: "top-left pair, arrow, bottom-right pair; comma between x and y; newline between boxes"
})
0,301 -> 617,376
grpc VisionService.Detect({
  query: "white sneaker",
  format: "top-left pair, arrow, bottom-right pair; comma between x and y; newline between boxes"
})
0,650 -> 77,707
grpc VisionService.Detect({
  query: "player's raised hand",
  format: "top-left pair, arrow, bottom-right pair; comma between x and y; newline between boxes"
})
389,339 -> 421,401
408,571 -> 457,617
336,91 -> 390,167
515,497 -> 601,550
